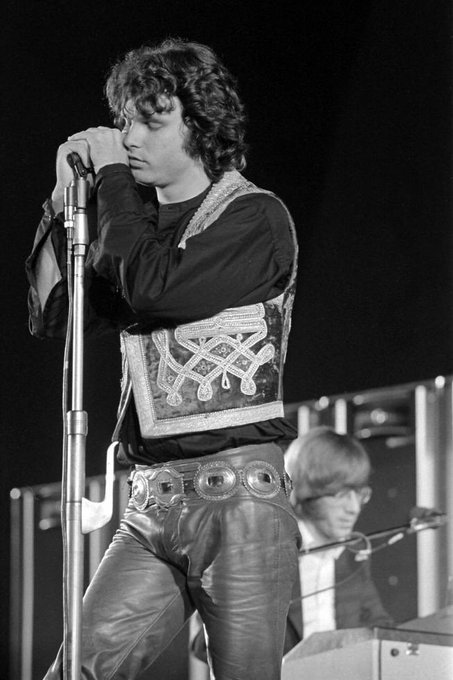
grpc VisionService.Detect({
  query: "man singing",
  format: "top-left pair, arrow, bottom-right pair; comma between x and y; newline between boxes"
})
27,38 -> 300,679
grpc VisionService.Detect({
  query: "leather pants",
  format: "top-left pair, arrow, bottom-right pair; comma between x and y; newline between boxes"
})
43,444 -> 301,680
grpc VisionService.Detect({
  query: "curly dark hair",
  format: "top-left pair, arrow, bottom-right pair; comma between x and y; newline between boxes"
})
105,38 -> 248,181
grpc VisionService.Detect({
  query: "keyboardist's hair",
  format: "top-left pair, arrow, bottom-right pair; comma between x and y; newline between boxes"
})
285,426 -> 371,504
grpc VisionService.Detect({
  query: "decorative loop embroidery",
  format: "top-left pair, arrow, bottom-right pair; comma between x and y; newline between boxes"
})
152,305 -> 275,406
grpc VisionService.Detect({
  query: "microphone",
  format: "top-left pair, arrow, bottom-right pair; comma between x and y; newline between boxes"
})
409,506 -> 444,519
302,508 -> 448,563
64,153 -> 91,245
66,152 -> 95,179
408,506 -> 447,532
353,507 -> 448,560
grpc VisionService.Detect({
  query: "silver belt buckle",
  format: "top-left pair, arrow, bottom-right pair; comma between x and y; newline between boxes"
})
194,461 -> 240,501
243,460 -> 280,498
132,467 -> 185,510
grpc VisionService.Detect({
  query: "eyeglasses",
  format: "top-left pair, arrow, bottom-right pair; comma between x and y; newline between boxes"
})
306,486 -> 372,506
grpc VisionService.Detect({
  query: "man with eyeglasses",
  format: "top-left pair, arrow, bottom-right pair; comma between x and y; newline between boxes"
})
191,425 -> 392,665
283,426 -> 393,651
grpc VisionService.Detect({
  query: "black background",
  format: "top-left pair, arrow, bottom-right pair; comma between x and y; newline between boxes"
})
1,1 -> 451,677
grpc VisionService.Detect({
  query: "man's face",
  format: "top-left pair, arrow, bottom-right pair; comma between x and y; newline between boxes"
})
301,490 -> 363,543
121,96 -> 197,188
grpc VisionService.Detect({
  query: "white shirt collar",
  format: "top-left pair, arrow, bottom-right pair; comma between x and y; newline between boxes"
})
298,519 -> 345,560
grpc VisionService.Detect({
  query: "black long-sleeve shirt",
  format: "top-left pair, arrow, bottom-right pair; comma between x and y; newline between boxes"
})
27,164 -> 298,464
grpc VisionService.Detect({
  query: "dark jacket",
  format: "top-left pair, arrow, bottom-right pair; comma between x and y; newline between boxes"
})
284,548 -> 393,653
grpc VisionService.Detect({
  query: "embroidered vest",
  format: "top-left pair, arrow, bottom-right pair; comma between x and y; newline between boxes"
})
117,171 -> 298,439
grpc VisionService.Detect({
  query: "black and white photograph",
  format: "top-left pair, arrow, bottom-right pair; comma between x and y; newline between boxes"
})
1,1 -> 452,678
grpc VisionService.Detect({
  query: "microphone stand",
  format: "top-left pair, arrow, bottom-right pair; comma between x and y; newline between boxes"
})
61,154 -> 117,679
300,512 -> 447,557
62,160 -> 89,680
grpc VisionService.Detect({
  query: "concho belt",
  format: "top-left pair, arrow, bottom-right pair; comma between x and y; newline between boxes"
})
129,459 -> 292,511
